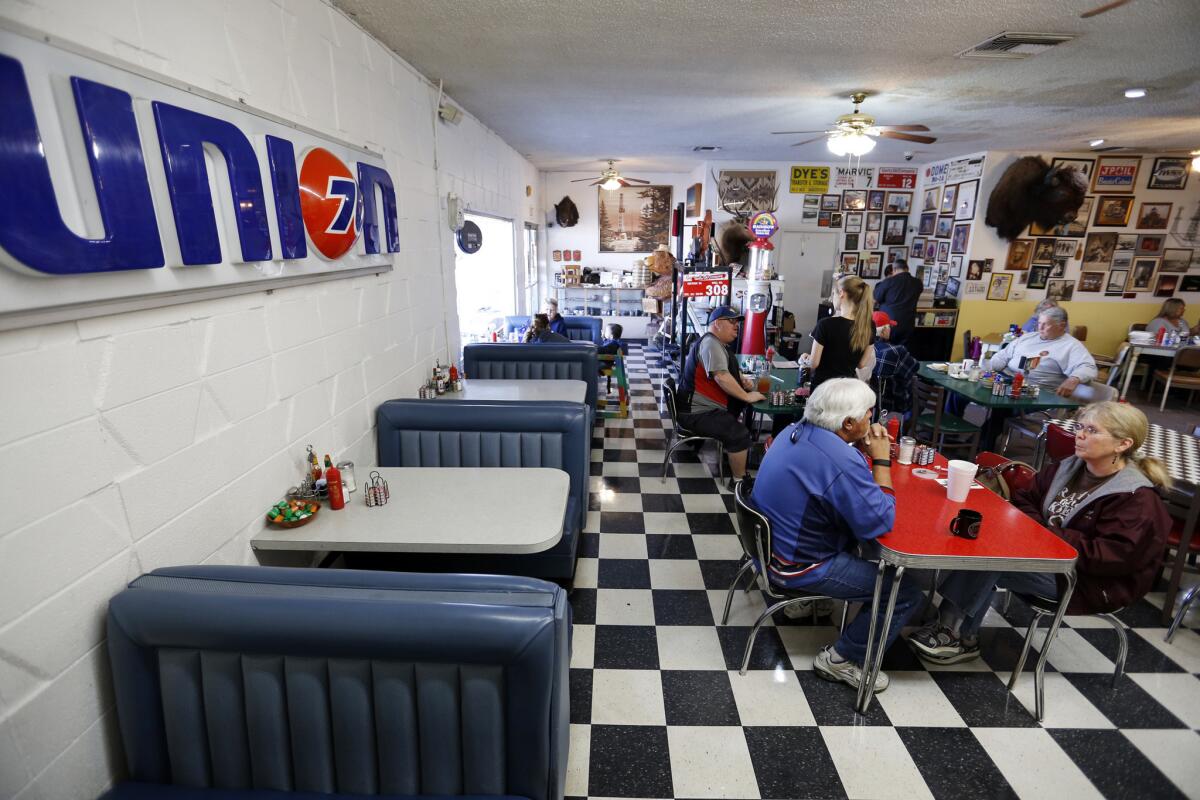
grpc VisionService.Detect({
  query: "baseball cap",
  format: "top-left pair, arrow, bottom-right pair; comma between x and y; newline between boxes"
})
872,310 -> 898,328
707,306 -> 743,325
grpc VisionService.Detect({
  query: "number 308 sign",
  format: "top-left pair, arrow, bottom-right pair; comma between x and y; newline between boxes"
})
681,272 -> 731,298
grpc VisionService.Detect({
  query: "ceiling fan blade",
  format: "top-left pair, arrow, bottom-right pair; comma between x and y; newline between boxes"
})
878,124 -> 930,132
590,180 -> 606,186
770,129 -> 830,135
622,177 -> 651,184
570,176 -> 600,182
790,136 -> 829,147
1080,0 -> 1131,17
878,131 -> 937,144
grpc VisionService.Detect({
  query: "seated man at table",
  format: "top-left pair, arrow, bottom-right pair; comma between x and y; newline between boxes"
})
980,306 -> 1097,449
872,310 -> 919,417
524,313 -> 570,343
909,401 -> 1172,664
750,378 -> 923,693
678,306 -> 765,489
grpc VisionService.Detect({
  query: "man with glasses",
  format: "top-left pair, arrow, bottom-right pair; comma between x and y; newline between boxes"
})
677,306 -> 765,490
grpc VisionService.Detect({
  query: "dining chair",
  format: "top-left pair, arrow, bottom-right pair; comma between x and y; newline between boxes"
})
661,376 -> 724,481
909,377 -> 981,457
1010,593 -> 1128,688
1148,345 -> 1200,411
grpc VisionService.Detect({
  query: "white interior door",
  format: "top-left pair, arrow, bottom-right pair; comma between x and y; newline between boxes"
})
777,231 -> 837,340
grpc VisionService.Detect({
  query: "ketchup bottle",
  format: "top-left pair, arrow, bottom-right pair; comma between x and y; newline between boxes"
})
324,455 -> 346,510
887,415 -> 901,442
1010,369 -> 1024,398
1155,326 -> 1166,345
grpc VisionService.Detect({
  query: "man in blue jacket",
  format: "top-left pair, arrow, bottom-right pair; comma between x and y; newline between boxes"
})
872,256 -> 923,345
750,378 -> 923,693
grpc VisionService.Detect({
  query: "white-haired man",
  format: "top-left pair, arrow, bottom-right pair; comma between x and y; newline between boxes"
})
749,378 -> 923,693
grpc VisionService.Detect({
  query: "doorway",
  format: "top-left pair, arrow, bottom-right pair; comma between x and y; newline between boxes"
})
777,231 -> 837,341
455,213 -> 517,343
523,223 -> 540,315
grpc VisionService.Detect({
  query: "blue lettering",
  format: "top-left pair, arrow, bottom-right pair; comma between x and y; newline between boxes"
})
265,135 -> 306,260
357,162 -> 399,254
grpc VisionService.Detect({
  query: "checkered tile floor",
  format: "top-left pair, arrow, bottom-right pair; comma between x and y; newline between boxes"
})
567,343 -> 1200,800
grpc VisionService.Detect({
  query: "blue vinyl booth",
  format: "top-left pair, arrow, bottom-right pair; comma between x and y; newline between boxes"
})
374,399 -> 588,580
502,316 -> 601,346
100,565 -> 570,800
462,342 -> 598,413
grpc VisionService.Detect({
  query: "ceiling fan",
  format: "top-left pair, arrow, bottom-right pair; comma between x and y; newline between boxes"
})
570,160 -> 650,191
1080,0 -> 1131,18
771,93 -> 937,156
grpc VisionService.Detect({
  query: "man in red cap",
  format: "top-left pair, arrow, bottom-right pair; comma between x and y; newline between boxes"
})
871,310 -> 919,415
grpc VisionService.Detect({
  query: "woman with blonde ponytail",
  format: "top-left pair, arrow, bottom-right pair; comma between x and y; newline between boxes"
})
909,401 -> 1174,664
805,275 -> 877,391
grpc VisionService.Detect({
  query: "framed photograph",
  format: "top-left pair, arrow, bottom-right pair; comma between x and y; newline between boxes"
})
803,194 -> 820,223
937,240 -> 951,262
830,212 -> 843,229
840,252 -> 860,273
935,215 -> 954,239
966,260 -> 985,281
1081,232 -> 1118,270
1115,233 -> 1138,252
1136,234 -> 1164,255
887,246 -> 907,265
1093,196 -> 1134,226
954,180 -> 979,221
1111,251 -> 1133,271
1032,237 -> 1057,264
844,233 -> 860,251
1046,279 -> 1075,302
1155,274 -> 1180,297
1051,157 -> 1095,182
1027,264 -> 1050,289
1054,239 -> 1076,258
1077,271 -> 1105,292
987,273 -> 1012,301
867,190 -> 886,211
843,190 -> 868,211
951,223 -> 971,254
846,212 -> 863,232
685,182 -> 703,216
925,240 -> 938,260
1181,275 -> 1200,292
1105,270 -> 1129,295
817,211 -> 831,227
1146,156 -> 1191,190
938,263 -> 950,283
923,186 -> 941,212
983,258 -> 993,272
1006,239 -> 1034,270
940,184 -> 958,215
946,276 -> 962,298
1050,257 -> 1068,278
966,281 -> 986,296
950,255 -> 963,277
866,212 -> 882,232
864,231 -> 880,250
1136,202 -> 1172,230
910,238 -> 925,258
1091,156 -> 1141,193
821,194 -> 841,211
882,214 -> 908,245
1061,196 -> 1093,237
1128,257 -> 1158,290
599,185 -> 672,252
1160,248 -> 1192,273
861,252 -> 884,279
918,212 -> 937,236
885,192 -> 912,213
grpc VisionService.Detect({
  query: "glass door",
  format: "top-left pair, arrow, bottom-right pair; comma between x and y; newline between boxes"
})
455,213 -> 517,343
523,223 -> 539,314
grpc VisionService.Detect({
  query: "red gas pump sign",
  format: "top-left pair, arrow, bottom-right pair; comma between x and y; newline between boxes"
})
680,272 -> 730,298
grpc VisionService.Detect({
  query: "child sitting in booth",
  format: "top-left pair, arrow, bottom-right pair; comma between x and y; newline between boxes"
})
598,323 -> 629,358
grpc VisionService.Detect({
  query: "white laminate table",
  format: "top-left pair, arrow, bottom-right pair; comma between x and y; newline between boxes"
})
1115,340 -> 1185,401
251,467 -> 569,556
436,379 -> 587,404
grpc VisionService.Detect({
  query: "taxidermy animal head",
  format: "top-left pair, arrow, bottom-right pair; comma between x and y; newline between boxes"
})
985,156 -> 1087,241
555,196 -> 579,228
715,221 -> 754,266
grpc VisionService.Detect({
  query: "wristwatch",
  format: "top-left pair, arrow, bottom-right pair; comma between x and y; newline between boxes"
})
872,458 -> 892,468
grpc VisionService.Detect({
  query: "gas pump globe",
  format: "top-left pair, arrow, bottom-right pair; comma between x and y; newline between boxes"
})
738,212 -> 777,356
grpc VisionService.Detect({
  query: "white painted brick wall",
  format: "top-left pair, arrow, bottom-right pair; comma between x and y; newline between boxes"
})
0,1 -> 541,796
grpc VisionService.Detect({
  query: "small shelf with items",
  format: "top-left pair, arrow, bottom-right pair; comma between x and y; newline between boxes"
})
556,286 -> 647,317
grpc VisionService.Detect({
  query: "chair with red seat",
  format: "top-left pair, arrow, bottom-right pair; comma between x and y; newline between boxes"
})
1044,421 -> 1077,464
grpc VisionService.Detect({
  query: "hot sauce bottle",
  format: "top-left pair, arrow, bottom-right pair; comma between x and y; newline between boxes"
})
324,455 -> 346,510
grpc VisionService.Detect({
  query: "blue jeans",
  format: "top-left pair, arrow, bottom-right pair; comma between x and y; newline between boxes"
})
781,550 -> 924,666
938,570 -> 1059,638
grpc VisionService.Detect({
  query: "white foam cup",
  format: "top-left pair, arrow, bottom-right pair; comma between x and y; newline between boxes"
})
946,459 -> 978,502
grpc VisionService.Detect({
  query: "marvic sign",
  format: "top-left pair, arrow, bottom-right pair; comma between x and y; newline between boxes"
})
0,31 -> 399,324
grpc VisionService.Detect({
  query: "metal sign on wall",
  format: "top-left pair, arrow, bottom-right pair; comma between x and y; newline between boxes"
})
0,28 -> 400,330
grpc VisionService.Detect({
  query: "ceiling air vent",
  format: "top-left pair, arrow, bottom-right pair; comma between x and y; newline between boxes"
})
957,32 -> 1077,59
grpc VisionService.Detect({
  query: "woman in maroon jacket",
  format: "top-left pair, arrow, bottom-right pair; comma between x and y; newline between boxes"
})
909,401 -> 1172,664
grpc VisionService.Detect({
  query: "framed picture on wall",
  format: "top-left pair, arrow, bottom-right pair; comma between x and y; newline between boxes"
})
1093,196 -> 1134,226
923,186 -> 941,212
846,212 -> 863,232
987,273 -> 1012,301
1054,239 -> 1077,258
937,240 -> 951,262
950,255 -> 963,277
1061,196 -> 1093,237
950,223 -> 971,254
1077,271 -> 1105,292
1032,237 -> 1057,264
925,240 -> 938,260
966,260 -> 985,280
886,192 -> 912,213
830,212 -> 843,229
1136,234 -> 1164,254
888,246 -> 907,265
1161,248 -> 1193,273
918,212 -> 937,236
1128,257 -> 1158,290
821,194 -> 841,211
954,180 -> 979,221
940,184 -> 958,215
1091,155 -> 1141,193
1146,157 -> 1191,190
861,252 -> 884,279
1050,257 -> 1068,278
1046,280 -> 1074,302
843,190 -> 868,211
1116,233 -> 1138,252
867,190 -> 886,211
1081,232 -> 1117,270
1155,274 -> 1180,297
685,183 -> 703,216
864,231 -> 880,249
911,238 -> 925,258
840,252 -> 860,272
883,215 -> 908,245
598,185 -> 673,252
866,212 -> 882,232
818,211 -> 831,227
1105,270 -> 1129,295
844,233 -> 860,250
1050,157 -> 1095,182
1027,264 -> 1050,289
935,215 -> 954,239
1181,275 -> 1200,292
1006,239 -> 1034,270
1111,251 -> 1133,271
1136,202 -> 1172,230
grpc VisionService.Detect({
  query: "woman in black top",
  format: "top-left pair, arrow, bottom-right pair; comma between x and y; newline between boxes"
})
807,275 -> 876,390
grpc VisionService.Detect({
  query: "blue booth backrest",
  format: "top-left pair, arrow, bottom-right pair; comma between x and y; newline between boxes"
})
503,316 -> 601,346
105,566 -> 569,800
376,399 -> 588,530
461,343 -> 598,409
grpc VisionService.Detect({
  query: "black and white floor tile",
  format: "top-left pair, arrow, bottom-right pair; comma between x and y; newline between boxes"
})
567,343 -> 1200,800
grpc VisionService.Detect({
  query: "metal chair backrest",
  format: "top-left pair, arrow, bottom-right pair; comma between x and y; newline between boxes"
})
662,376 -> 684,428
1045,422 -> 1076,463
733,481 -> 785,600
1071,380 -> 1117,403
909,377 -> 945,434
1171,345 -> 1200,372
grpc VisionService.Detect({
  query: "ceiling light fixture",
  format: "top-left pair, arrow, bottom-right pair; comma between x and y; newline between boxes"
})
1089,138 -> 1105,147
600,176 -> 622,191
1123,88 -> 1147,98
1192,151 -> 1200,172
827,131 -> 876,157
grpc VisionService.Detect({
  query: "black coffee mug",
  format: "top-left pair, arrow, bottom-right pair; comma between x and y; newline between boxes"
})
950,509 -> 983,539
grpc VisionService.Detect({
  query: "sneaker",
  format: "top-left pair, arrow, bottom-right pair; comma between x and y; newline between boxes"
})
907,621 -> 981,664
813,645 -> 890,692
783,598 -> 838,619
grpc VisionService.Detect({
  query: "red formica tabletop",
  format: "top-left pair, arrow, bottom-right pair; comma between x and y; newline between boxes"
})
878,456 -> 1079,572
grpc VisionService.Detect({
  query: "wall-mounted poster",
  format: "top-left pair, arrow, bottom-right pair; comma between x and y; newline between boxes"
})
1155,274 -> 1180,297
598,185 -> 672,252
1091,156 -> 1141,193
1077,272 -> 1105,292
1146,157 -> 1191,190
685,183 -> 702,216
1081,232 -> 1118,270
1136,202 -> 1172,230
954,180 -> 979,221
883,215 -> 908,245
1160,248 -> 1192,273
789,165 -> 830,194
987,273 -> 1012,301
1006,239 -> 1034,270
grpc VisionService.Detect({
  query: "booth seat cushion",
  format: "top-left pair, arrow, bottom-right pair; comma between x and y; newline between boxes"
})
503,316 -> 601,346
462,343 -> 598,409
101,784 -> 529,800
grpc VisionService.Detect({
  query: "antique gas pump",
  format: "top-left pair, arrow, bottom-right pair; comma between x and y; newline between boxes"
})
738,211 -> 777,356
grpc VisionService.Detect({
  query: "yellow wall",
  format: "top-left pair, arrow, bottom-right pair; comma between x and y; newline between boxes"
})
951,299 -> 1164,360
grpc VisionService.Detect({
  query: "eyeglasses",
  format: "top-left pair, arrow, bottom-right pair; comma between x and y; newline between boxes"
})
1075,424 -> 1110,437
